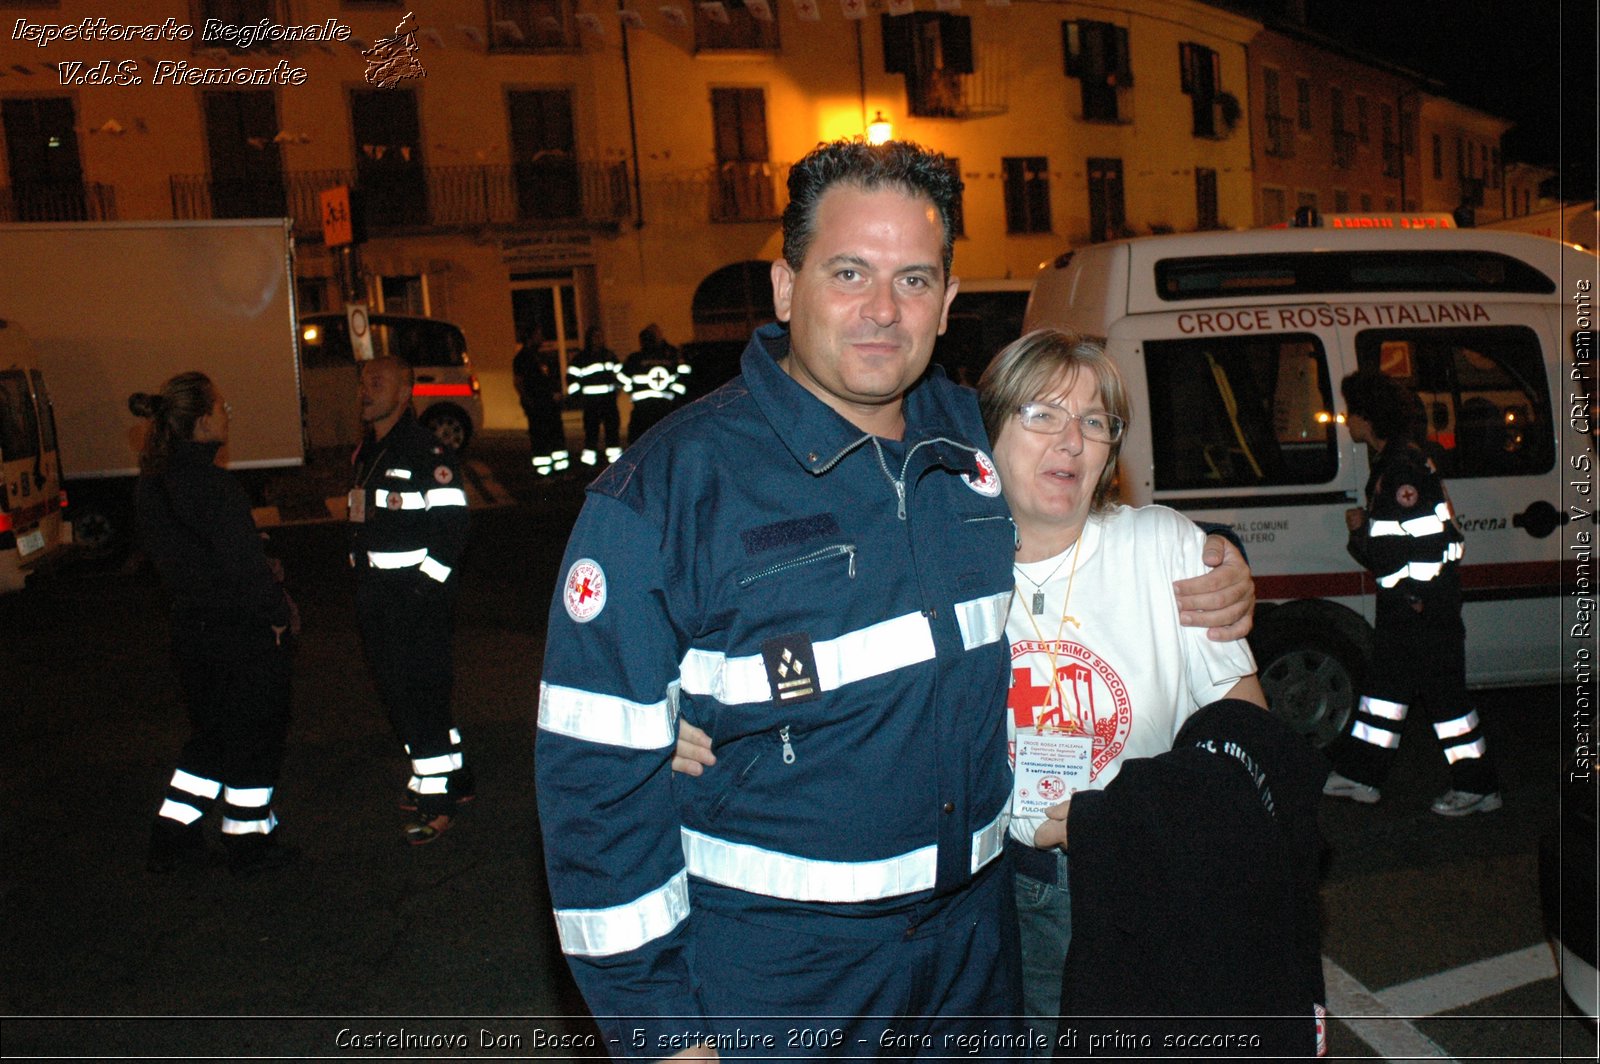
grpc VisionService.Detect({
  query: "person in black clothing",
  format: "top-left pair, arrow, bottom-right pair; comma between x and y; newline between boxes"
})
566,324 -> 624,467
133,372 -> 297,878
351,357 -> 473,845
1322,370 -> 1501,816
512,327 -> 569,477
621,323 -> 691,444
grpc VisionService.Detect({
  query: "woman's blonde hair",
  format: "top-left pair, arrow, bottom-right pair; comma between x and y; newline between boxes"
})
976,328 -> 1130,511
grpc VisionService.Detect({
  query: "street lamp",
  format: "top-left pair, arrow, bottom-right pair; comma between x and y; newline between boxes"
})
866,111 -> 893,145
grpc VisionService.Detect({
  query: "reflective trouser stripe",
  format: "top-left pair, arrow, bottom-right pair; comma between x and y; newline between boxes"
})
222,810 -> 278,836
1351,694 -> 1407,750
158,798 -> 204,825
580,450 -> 598,465
1442,736 -> 1488,763
581,385 -> 615,395
680,808 -> 1006,904
418,555 -> 451,583
554,868 -> 690,958
409,774 -> 450,794
413,751 -> 464,776
605,447 -> 622,461
1436,710 -> 1487,763
224,785 -> 272,807
425,487 -> 467,509
369,548 -> 427,569
171,768 -> 222,799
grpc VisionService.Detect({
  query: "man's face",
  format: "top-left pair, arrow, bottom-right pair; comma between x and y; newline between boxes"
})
359,360 -> 410,427
771,184 -> 958,428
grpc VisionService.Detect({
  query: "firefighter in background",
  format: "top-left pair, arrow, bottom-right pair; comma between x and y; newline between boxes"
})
566,324 -> 624,466
1323,370 -> 1501,816
512,326 -> 569,477
622,323 -> 691,444
350,357 -> 474,844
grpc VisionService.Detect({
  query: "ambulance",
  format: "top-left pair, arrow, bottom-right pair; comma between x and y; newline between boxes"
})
0,319 -> 70,592
1023,220 -> 1596,746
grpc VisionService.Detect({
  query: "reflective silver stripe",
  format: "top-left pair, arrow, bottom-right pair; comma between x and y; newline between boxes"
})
569,364 -> 612,377
158,798 -> 204,825
1400,513 -> 1447,536
410,774 -> 449,794
1360,695 -> 1408,721
954,591 -> 1010,651
221,811 -> 278,836
374,489 -> 426,510
1377,558 -> 1447,587
567,382 -> 581,394
680,810 -> 1005,902
1443,736 -> 1488,763
682,828 -> 936,901
369,548 -> 427,568
1369,519 -> 1405,537
1446,540 -> 1464,562
418,555 -> 452,583
631,389 -> 673,400
581,385 -> 614,394
538,680 -> 675,750
413,751 -> 463,776
1352,720 -> 1402,748
223,785 -> 272,808
449,728 -> 462,744
554,868 -> 690,957
678,612 -> 936,706
384,468 -> 413,479
605,447 -> 622,460
426,487 -> 468,509
1433,710 -> 1480,741
171,768 -> 222,799
969,807 -> 1008,875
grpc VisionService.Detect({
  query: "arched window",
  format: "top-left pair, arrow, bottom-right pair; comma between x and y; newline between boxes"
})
691,260 -> 775,343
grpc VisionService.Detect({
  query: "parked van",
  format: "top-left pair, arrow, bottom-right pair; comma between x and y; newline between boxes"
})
0,319 -> 70,591
299,312 -> 483,451
935,277 -> 1034,386
1025,225 -> 1595,745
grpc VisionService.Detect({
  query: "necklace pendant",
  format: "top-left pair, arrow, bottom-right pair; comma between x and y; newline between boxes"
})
1032,591 -> 1046,615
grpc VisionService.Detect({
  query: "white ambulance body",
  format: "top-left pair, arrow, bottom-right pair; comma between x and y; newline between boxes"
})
1024,226 -> 1595,745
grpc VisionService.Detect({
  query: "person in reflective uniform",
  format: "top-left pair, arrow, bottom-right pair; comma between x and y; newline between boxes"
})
1323,370 -> 1500,816
622,323 -> 691,445
513,326 -> 570,477
350,357 -> 474,845
133,372 -> 297,878
566,324 -> 625,467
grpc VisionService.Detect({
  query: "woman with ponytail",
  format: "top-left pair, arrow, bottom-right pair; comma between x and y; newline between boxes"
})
131,372 -> 297,878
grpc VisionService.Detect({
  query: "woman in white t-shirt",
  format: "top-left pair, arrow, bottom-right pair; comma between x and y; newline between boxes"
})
979,329 -> 1266,1050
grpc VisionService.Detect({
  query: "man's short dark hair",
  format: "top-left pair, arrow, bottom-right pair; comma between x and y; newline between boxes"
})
781,139 -> 963,277
1341,370 -> 1416,442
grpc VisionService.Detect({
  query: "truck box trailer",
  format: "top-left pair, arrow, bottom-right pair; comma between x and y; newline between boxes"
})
0,219 -> 303,553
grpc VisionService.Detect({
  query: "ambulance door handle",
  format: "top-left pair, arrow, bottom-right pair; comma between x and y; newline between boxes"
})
1512,500 -> 1568,539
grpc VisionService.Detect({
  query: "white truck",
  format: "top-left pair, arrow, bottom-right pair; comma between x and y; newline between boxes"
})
0,219 -> 304,554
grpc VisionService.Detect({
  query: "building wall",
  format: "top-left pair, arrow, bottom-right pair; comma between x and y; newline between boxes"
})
4,0 -> 1264,432
1415,94 -> 1512,226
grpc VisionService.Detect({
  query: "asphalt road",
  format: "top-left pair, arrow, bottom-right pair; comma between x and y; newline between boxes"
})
1,432 -> 1593,1060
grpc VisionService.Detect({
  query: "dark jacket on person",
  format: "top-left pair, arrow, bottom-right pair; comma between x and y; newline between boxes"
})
135,439 -> 289,630
1057,699 -> 1329,1059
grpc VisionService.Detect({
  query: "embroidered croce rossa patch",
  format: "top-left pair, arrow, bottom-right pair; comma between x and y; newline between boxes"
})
761,633 -> 820,704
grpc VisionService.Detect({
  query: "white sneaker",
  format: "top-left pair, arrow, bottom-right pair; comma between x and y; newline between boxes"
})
1323,771 -> 1381,804
1430,790 -> 1503,817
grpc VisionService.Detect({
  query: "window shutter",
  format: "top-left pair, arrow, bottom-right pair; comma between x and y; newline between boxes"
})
941,14 -> 972,75
1112,25 -> 1132,86
1179,42 -> 1195,95
882,14 -> 912,74
1062,21 -> 1083,78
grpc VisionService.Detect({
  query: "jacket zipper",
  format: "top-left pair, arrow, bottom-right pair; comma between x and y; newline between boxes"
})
737,543 -> 857,587
779,725 -> 796,764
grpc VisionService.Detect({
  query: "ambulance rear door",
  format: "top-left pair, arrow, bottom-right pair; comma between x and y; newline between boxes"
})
1113,303 -> 1366,746
1343,298 -> 1567,686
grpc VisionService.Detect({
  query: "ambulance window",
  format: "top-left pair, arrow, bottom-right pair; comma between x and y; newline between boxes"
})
1355,325 -> 1553,478
1146,333 -> 1338,490
0,370 -> 41,463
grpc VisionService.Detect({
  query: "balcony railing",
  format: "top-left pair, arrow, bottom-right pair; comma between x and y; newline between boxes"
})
1265,113 -> 1295,158
171,162 -> 632,236
0,182 -> 117,222
710,162 -> 777,223
1332,130 -> 1357,169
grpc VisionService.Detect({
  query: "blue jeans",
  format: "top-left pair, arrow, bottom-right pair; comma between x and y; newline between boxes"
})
1014,848 -> 1071,1059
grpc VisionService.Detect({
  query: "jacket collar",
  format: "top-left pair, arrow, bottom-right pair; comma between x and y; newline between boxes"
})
741,322 -> 985,479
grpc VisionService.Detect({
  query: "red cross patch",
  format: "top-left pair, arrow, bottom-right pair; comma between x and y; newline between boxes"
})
386,492 -> 403,510
1395,483 -> 1419,508
434,465 -> 453,485
563,558 -> 606,623
962,451 -> 1002,497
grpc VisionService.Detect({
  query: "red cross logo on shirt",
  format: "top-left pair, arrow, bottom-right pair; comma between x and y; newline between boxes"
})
1008,666 -> 1050,728
563,559 -> 607,623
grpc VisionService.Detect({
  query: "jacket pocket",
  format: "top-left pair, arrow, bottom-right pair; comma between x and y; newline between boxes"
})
737,543 -> 857,588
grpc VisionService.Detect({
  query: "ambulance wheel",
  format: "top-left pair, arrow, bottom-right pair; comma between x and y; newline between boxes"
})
422,407 -> 472,451
1255,623 -> 1367,749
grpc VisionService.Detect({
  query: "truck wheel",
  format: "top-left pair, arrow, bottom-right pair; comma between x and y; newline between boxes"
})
422,408 -> 471,450
1256,624 -> 1367,749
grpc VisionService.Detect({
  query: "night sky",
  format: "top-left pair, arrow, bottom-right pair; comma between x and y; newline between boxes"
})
1302,0 -> 1596,196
